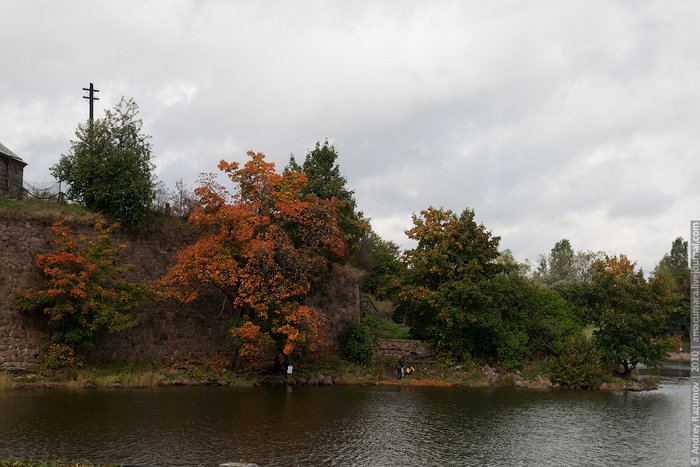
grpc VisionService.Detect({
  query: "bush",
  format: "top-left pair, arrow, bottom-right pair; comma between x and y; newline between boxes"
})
550,333 -> 604,387
15,217 -> 152,361
496,327 -> 529,371
44,343 -> 83,370
340,318 -> 375,365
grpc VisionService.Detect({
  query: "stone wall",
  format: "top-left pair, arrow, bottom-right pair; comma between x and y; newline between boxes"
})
306,264 -> 362,347
375,338 -> 437,361
0,216 -> 360,368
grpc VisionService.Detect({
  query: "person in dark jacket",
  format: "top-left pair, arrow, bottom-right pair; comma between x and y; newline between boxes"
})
396,358 -> 404,380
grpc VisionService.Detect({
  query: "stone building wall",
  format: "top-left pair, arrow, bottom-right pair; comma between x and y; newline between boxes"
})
0,158 -> 7,193
0,216 -> 360,368
8,160 -> 25,198
0,156 -> 25,198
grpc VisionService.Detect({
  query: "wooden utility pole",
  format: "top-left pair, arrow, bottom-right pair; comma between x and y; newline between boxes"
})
82,82 -> 100,121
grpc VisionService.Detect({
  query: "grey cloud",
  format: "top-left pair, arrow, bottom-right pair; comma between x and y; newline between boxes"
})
2,0 -> 699,274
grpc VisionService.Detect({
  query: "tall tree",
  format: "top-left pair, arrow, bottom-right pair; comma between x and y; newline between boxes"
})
396,208 -> 582,366
395,207 -> 504,356
536,239 -> 602,288
287,140 -> 367,250
654,237 -> 690,334
588,254 -> 672,375
51,98 -> 156,227
159,152 -> 346,365
654,237 -> 689,288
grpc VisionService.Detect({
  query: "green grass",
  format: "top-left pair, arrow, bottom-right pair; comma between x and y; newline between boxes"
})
39,360 -> 166,389
295,354 -> 379,383
363,314 -> 411,339
0,372 -> 13,391
0,197 -> 100,225
0,198 -> 196,238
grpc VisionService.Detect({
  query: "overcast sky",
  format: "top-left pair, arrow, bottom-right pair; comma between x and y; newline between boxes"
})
2,0 -> 698,273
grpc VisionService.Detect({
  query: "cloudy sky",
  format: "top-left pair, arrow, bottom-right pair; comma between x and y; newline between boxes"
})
2,0 -> 698,272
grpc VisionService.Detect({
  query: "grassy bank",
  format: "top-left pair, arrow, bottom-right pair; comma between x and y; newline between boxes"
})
0,354 -> 659,392
0,197 -> 100,225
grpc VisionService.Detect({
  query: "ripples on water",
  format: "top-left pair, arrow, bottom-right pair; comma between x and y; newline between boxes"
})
0,377 -> 689,466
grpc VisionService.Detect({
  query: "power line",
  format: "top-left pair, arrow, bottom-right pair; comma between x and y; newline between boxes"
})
92,0 -> 152,80
100,0 -> 169,83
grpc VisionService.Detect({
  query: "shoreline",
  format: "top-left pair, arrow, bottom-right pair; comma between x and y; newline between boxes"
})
1,360 -> 665,393
0,376 -> 660,392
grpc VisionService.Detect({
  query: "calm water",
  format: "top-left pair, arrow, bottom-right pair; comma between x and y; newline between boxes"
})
0,376 -> 689,466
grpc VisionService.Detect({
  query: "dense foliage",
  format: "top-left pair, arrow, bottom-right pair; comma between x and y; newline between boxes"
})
357,230 -> 403,300
51,98 -> 156,227
550,333 -> 604,387
159,151 -> 347,365
394,207 -> 581,367
15,217 -> 151,365
535,238 -> 602,290
395,207 -> 503,341
27,125 -> 682,379
586,254 -> 672,375
339,317 -> 375,365
654,237 -> 690,335
287,140 -> 367,251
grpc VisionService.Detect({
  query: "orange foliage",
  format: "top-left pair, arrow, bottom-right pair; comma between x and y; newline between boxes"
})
15,217 -> 151,358
591,254 -> 643,286
159,151 -> 346,360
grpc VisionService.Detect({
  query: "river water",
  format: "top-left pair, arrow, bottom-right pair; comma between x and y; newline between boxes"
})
0,374 -> 689,466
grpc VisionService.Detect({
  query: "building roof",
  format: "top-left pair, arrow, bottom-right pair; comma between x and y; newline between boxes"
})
0,141 -> 27,166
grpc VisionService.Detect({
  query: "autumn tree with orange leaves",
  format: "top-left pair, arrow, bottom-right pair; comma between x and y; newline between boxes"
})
159,151 -> 346,367
15,217 -> 152,367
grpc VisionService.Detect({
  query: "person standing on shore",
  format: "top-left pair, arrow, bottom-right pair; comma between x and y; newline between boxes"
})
396,358 -> 404,380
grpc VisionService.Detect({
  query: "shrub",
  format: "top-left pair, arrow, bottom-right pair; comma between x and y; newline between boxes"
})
496,327 -> 529,371
15,217 -> 152,363
340,318 -> 374,365
44,343 -> 84,370
550,333 -> 604,387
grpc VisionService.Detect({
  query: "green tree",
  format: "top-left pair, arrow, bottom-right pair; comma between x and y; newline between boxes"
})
587,254 -> 672,376
547,239 -> 575,277
395,207 -> 583,367
536,239 -> 602,289
654,237 -> 689,288
287,140 -> 367,250
654,237 -> 690,335
481,270 -> 582,370
395,207 -> 504,357
51,98 -> 156,227
357,229 -> 404,300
